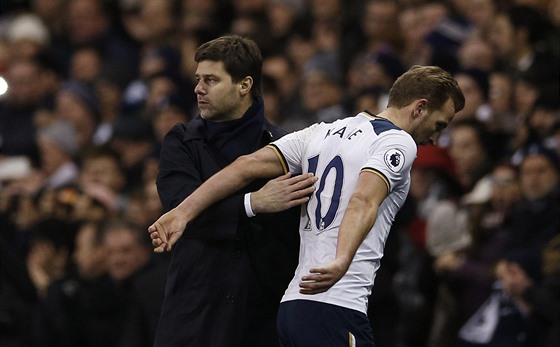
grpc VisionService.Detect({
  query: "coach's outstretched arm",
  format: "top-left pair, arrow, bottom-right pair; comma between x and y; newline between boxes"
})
149,147 -> 317,252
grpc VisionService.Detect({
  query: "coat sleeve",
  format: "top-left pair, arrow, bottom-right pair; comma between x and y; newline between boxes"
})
156,124 -> 246,240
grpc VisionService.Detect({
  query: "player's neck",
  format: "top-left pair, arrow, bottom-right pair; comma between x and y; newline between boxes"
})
377,107 -> 411,132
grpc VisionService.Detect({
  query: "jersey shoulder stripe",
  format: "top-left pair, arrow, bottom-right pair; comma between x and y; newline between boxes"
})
369,118 -> 401,135
266,144 -> 289,173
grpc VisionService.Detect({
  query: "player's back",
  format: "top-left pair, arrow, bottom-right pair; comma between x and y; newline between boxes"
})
277,111 -> 416,313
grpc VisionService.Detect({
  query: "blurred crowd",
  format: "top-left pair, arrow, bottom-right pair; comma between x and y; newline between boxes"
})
0,0 -> 558,347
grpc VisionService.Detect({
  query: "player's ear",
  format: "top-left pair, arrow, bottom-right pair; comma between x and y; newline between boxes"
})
239,76 -> 253,96
414,99 -> 428,118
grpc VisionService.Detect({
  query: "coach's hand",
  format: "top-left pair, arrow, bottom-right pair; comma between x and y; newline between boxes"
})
251,172 -> 316,214
298,258 -> 350,295
148,208 -> 188,253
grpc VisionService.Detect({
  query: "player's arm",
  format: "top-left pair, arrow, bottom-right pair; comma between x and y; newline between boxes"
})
149,146 -> 316,252
299,170 -> 389,294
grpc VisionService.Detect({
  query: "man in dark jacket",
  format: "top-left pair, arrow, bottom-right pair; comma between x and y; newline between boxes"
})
153,35 -> 315,347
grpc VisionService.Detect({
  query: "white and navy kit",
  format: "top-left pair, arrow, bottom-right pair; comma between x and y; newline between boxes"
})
269,111 -> 417,315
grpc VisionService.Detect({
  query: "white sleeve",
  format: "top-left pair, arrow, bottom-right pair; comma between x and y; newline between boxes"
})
363,131 -> 417,192
269,123 -> 319,174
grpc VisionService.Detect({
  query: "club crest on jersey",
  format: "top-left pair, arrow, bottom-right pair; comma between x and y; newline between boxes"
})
384,148 -> 405,172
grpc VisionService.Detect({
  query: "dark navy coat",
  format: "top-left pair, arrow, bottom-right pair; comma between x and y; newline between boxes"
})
154,100 -> 300,347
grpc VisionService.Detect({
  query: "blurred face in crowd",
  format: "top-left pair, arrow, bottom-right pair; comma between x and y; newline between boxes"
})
354,92 -> 381,115
66,0 -> 109,44
301,71 -> 341,113
310,0 -> 341,21
194,60 -> 248,121
37,136 -> 71,175
32,0 -> 64,22
410,168 -> 438,201
104,226 -> 150,281
489,14 -> 515,58
514,79 -> 539,117
144,182 -> 163,223
146,76 -> 177,109
489,72 -> 513,115
153,106 -> 189,141
550,0 -> 560,26
124,0 -> 174,43
529,108 -> 559,138
6,60 -> 44,106
490,164 -> 520,212
73,223 -> 107,279
458,37 -> 495,71
520,154 -> 559,201
56,91 -> 97,149
362,0 -> 399,40
70,48 -> 101,83
454,73 -> 486,120
465,0 -> 496,29
79,156 -> 125,192
449,125 -> 487,179
232,0 -> 267,14
267,1 -> 297,35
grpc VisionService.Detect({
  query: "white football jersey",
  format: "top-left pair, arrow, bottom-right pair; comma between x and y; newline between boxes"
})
268,111 -> 417,314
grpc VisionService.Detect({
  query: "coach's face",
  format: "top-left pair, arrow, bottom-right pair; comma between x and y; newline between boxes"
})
194,60 -> 251,122
412,98 -> 455,146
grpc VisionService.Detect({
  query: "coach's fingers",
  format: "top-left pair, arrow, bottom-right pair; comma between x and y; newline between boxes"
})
286,173 -> 317,191
153,243 -> 167,253
272,172 -> 293,181
149,222 -> 168,244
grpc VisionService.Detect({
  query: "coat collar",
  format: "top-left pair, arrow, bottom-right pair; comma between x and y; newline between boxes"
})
182,98 -> 277,143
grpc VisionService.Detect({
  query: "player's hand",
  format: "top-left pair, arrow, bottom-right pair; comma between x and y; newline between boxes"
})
298,258 -> 350,295
148,208 -> 189,253
251,173 -> 317,214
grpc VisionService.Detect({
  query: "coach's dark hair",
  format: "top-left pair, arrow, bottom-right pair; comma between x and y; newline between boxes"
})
195,35 -> 263,98
388,65 -> 465,113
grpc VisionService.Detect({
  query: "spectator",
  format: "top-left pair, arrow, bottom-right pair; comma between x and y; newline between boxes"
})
55,80 -> 101,150
40,220 -> 129,347
515,83 -> 560,155
120,0 -> 179,50
453,68 -> 492,123
36,120 -> 80,190
110,116 -> 155,192
0,215 -> 41,347
489,5 -> 559,83
69,46 -> 102,84
5,13 -> 50,61
463,0 -> 498,40
49,0 -> 138,81
0,58 -> 51,162
102,219 -> 168,347
447,119 -> 497,192
360,0 -> 403,55
282,52 -> 346,131
506,144 -> 560,256
26,217 -> 76,298
457,36 -> 495,72
76,145 -> 127,217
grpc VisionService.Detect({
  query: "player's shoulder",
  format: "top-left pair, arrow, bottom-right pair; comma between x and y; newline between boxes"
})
369,118 -> 402,135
